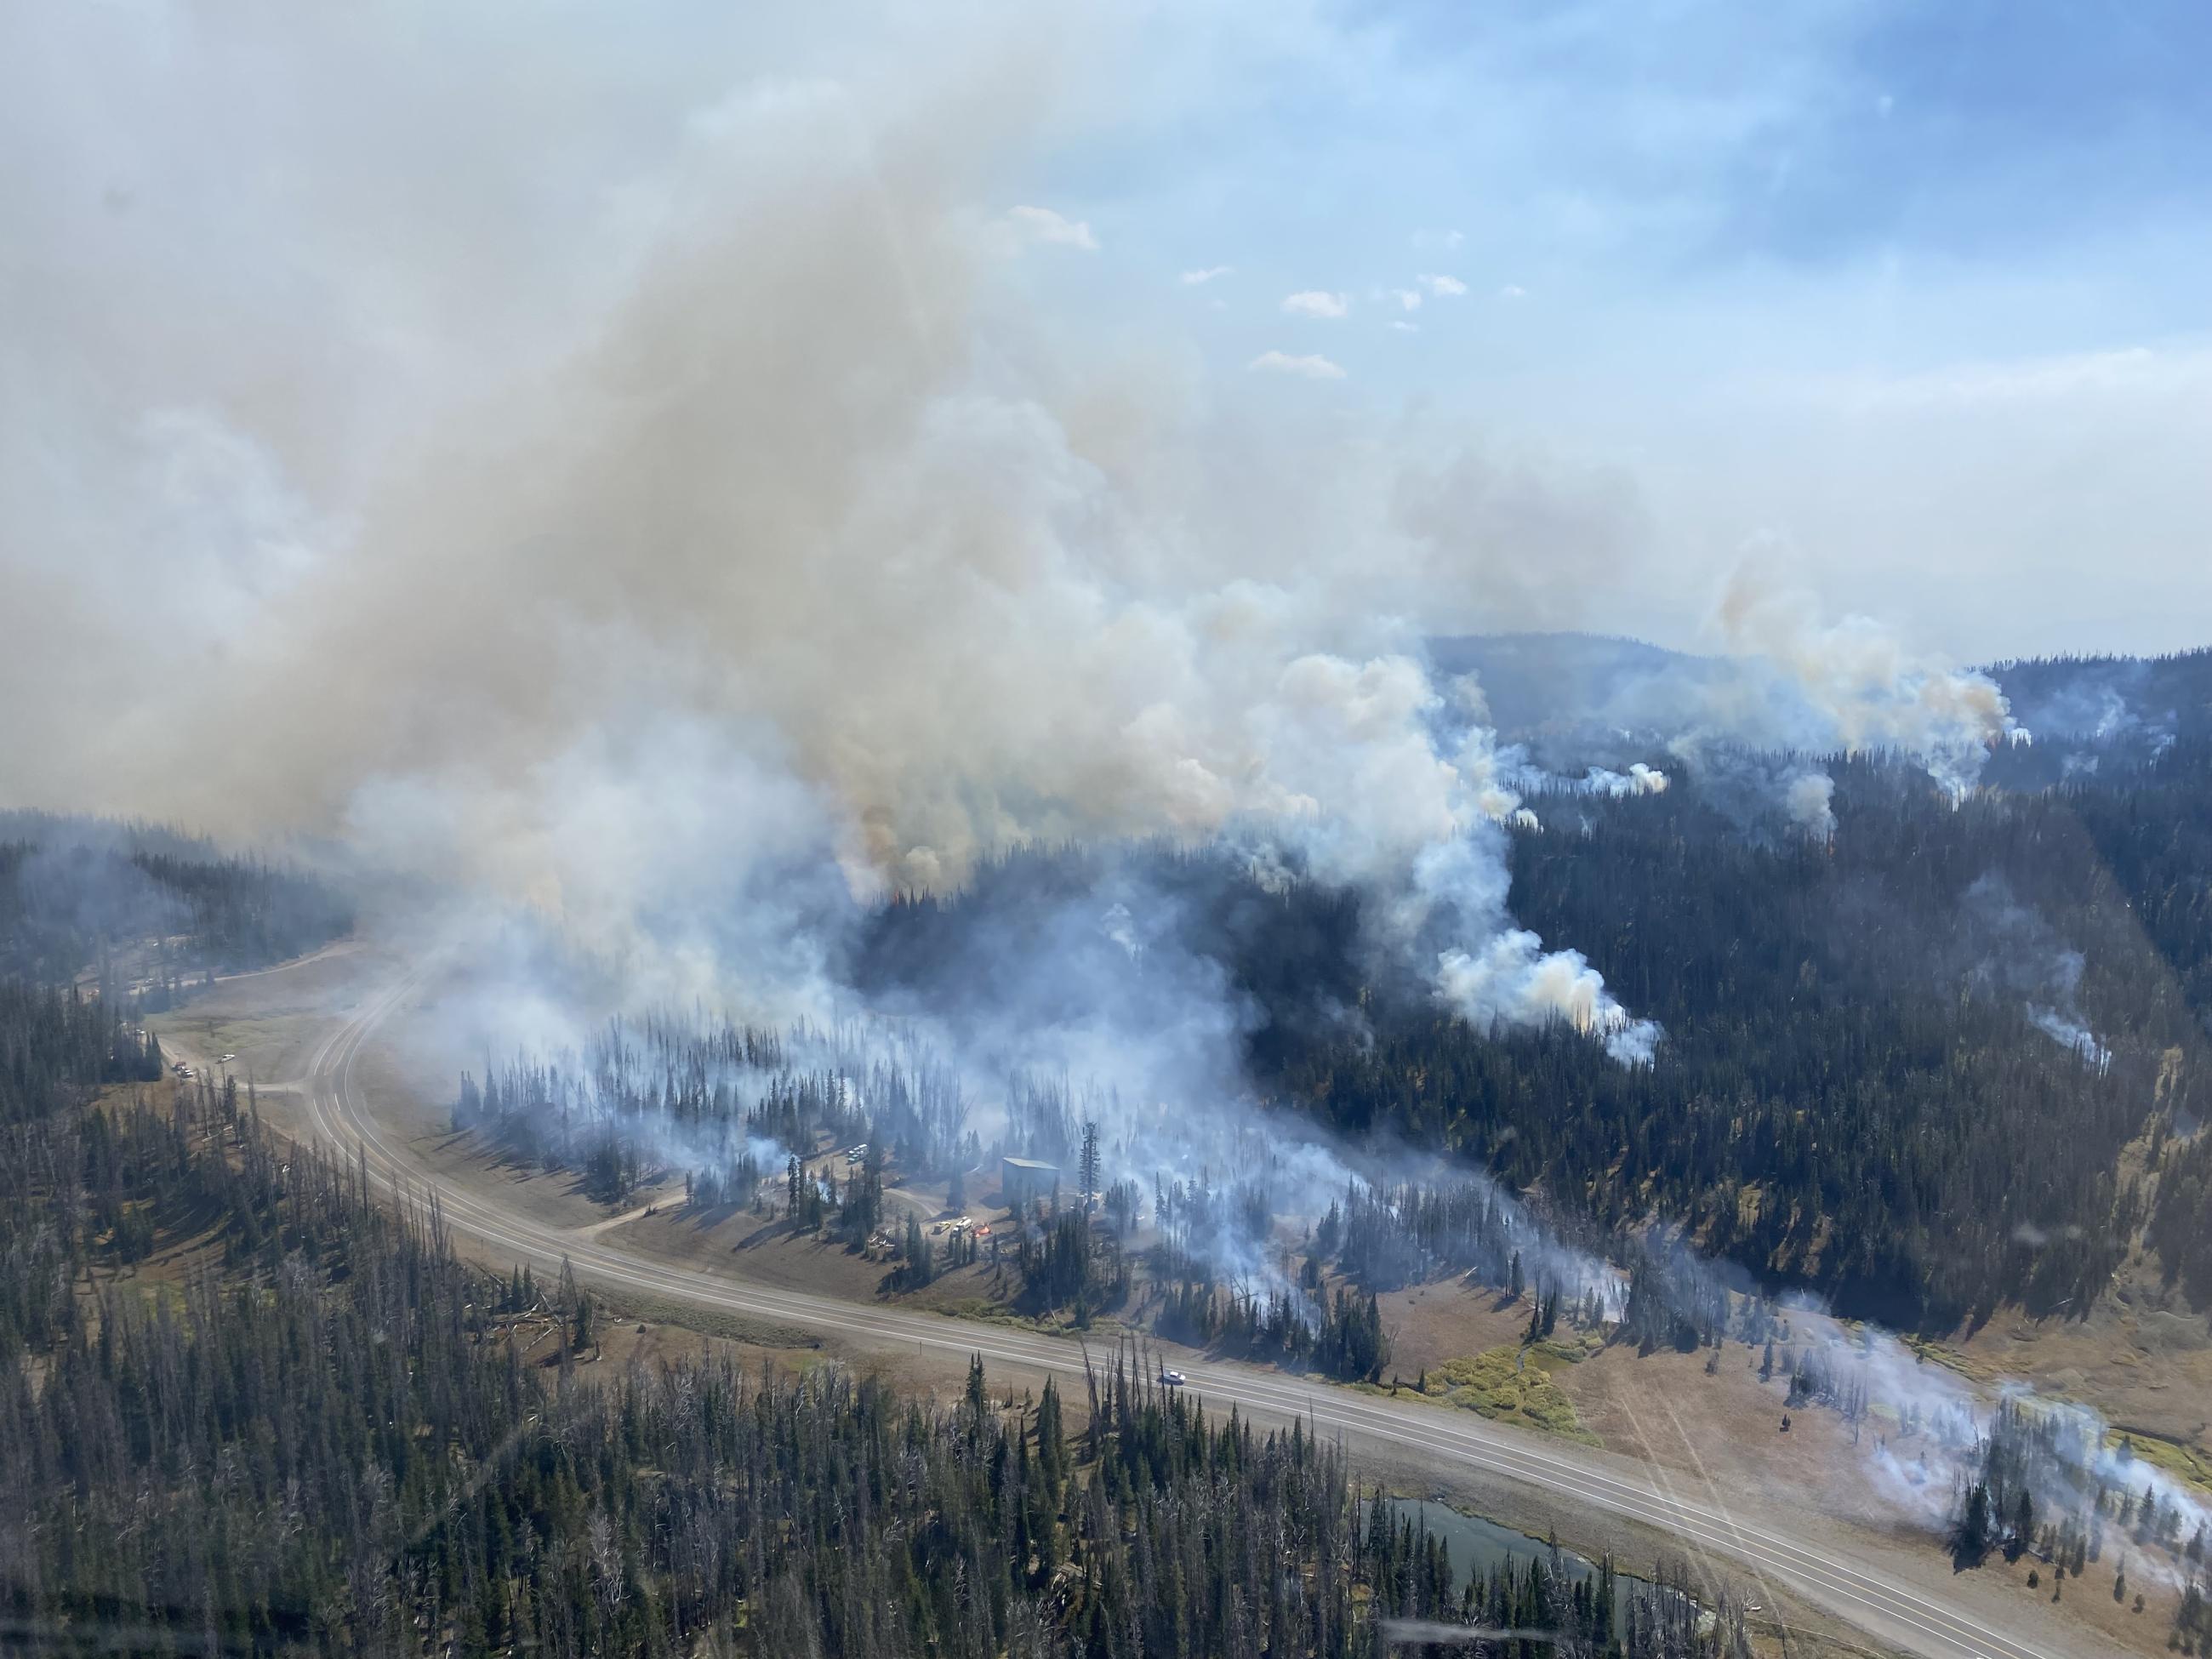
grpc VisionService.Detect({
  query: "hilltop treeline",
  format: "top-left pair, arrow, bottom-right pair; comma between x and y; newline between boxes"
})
3,988 -> 1742,1657
0,812 -> 351,989
1986,647 -> 2212,784
859,746 -> 2212,1331
1485,745 -> 2212,1327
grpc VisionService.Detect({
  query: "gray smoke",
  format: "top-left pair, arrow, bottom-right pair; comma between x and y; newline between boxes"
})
0,2 -> 1668,1066
1707,565 -> 2024,799
1645,568 -> 2025,835
1444,568 -> 2027,835
1958,874 -> 2112,1069
13,1 -> 2176,1593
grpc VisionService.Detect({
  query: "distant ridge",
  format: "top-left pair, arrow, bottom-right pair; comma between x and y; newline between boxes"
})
1425,631 -> 1716,739
1430,630 -> 2212,757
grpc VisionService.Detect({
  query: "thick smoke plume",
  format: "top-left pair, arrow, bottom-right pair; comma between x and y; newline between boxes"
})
3,3 -> 1668,1063
1709,566 -> 2022,795
13,0 -> 2162,1597
1640,571 -> 2026,838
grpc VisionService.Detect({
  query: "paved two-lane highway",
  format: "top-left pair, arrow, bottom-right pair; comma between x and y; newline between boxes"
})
288,967 -> 2085,1659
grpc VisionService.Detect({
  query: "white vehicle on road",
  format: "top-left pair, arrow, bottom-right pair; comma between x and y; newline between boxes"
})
1158,1369 -> 1187,1388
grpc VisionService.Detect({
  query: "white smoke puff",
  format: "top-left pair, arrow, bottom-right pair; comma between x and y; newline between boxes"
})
1664,739 -> 1836,844
1604,1018 -> 1662,1066
1251,653 -> 1488,882
1446,671 -> 1494,728
1240,659 -> 1656,1065
1783,769 -> 1837,841
1435,925 -> 1660,1065
1100,900 -> 1141,960
1959,875 -> 2113,1068
1451,727 -> 1535,824
345,716 -> 861,1023
2027,1006 -> 2112,1071
1713,563 -> 2021,800
1577,761 -> 1668,796
1244,845 -> 1295,895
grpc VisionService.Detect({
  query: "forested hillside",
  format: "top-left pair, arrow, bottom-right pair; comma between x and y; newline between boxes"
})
2,979 -> 1742,1656
1422,636 -> 2212,777
0,812 -> 351,991
861,745 -> 2212,1332
1986,648 -> 2212,784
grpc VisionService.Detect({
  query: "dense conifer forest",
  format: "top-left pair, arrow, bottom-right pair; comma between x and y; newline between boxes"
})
11,647 -> 2207,1650
0,812 -> 351,990
860,742 -> 2212,1333
2,980 -> 1744,1656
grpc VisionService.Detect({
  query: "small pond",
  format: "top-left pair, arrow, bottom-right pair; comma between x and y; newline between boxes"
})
1384,1498 -> 1652,1637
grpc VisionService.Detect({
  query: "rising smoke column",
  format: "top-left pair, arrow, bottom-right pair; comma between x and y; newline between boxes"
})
1707,564 -> 2026,801
1957,873 -> 2114,1069
10,2 -> 2198,1605
0,3 -> 1659,1062
1576,566 -> 2032,841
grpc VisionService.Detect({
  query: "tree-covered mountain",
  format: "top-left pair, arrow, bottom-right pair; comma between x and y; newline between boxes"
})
1425,634 -> 2212,764
859,738 -> 2212,1333
0,811 -> 351,990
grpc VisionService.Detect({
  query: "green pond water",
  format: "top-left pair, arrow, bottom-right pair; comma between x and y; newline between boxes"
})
1384,1498 -> 1648,1636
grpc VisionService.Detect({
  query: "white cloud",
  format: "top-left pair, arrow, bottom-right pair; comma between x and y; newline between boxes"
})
1180,265 -> 1233,285
1248,350 -> 1346,379
1418,273 -> 1468,298
1388,320 -> 1419,333
1004,204 -> 1098,251
1282,289 -> 1350,319
1499,283 -> 1528,299
1411,229 -> 1466,251
1392,288 -> 1422,311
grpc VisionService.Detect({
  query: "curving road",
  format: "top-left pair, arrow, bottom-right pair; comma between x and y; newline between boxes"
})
296,968 -> 2078,1659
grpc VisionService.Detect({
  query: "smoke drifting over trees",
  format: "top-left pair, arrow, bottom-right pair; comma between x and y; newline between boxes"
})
9,8 -> 2212,1645
0,813 -> 351,993
1,4 -> 2027,1047
6,983 -> 1757,1656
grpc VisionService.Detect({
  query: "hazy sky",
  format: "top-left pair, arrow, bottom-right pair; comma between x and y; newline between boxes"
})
1018,0 -> 2212,658
4,0 -> 2207,726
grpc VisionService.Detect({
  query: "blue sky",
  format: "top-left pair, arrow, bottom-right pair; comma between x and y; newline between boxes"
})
1050,0 -> 2212,358
990,0 -> 2212,657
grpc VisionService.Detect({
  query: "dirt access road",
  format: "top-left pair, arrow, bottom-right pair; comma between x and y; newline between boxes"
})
187,952 -> 2124,1659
